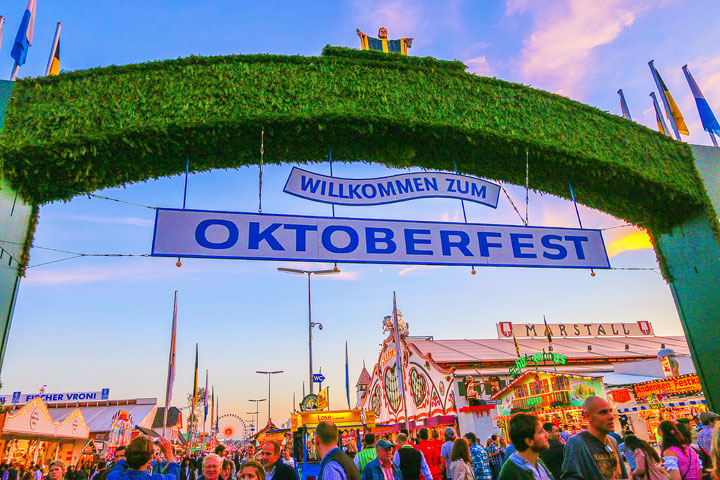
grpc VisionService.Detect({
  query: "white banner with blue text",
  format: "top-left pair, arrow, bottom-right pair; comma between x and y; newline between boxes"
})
283,167 -> 501,207
152,209 -> 610,269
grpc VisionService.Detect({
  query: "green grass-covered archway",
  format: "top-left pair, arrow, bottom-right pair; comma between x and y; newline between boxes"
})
0,47 -> 714,257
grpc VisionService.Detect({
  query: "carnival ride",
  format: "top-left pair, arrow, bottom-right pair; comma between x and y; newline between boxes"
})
216,414 -> 248,442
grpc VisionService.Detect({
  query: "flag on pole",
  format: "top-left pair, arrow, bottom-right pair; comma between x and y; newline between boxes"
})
543,316 -> 553,348
0,17 -> 6,52
392,292 -> 409,426
192,344 -> 199,424
46,22 -> 61,76
651,92 -> 670,136
211,386 -> 215,432
162,291 -> 179,439
345,341 -> 351,409
513,332 -> 521,358
11,0 -> 37,67
649,60 -> 689,137
204,370 -> 209,423
683,65 -> 720,136
617,89 -> 632,121
216,395 -> 219,433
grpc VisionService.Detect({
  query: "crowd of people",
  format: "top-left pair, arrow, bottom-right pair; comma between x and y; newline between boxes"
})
14,396 -> 720,480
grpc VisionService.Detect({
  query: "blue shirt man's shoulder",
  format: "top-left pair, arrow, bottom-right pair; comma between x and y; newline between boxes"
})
322,461 -> 348,480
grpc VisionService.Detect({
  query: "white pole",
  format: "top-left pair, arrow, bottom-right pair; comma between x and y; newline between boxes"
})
45,22 -> 62,76
10,63 -> 19,81
710,132 -> 719,147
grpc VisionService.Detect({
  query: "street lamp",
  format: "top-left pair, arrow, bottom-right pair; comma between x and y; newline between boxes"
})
278,267 -> 340,394
256,370 -> 284,425
245,412 -> 257,438
248,399 -> 266,431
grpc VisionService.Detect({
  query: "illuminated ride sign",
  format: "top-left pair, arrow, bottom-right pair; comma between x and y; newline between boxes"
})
283,167 -> 501,208
152,209 -> 610,269
633,374 -> 702,399
509,352 -> 567,379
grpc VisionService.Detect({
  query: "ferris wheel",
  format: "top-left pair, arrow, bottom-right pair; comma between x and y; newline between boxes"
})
217,414 -> 248,441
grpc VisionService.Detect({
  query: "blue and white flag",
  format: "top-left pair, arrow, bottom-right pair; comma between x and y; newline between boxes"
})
683,65 -> 720,136
11,0 -> 36,66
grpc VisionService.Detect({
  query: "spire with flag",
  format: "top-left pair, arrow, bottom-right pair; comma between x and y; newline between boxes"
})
543,316 -> 553,351
617,89 -> 632,121
10,0 -> 37,80
45,22 -> 61,76
683,65 -> 720,147
513,332 -> 521,358
649,60 -> 689,140
651,92 -> 670,136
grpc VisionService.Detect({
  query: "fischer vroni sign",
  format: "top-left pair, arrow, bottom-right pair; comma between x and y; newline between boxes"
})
151,208 -> 610,269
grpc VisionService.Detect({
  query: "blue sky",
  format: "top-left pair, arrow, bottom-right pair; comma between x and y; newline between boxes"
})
1,0 -> 718,433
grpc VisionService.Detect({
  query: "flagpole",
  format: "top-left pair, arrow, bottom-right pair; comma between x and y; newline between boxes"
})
191,343 -> 198,449
617,89 -> 632,121
203,370 -> 208,438
650,92 -> 671,136
345,341 -> 351,409
649,60 -> 681,141
163,291 -> 179,440
45,22 -> 61,76
0,17 -> 5,51
392,292 -> 410,431
682,65 -> 720,148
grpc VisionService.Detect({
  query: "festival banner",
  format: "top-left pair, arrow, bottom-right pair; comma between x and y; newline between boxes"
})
283,167 -> 501,207
633,374 -> 702,399
152,209 -> 610,269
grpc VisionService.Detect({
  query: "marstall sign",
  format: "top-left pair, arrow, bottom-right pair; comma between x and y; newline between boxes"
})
151,209 -> 610,269
509,352 -> 567,378
283,168 -> 501,208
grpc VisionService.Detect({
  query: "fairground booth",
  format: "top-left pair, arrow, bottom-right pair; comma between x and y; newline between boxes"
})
0,397 -> 90,467
357,318 -> 692,441
607,351 -> 706,443
357,310 -> 458,436
489,369 -> 605,436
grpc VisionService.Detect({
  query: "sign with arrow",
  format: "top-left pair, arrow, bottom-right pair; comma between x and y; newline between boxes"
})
313,373 -> 326,383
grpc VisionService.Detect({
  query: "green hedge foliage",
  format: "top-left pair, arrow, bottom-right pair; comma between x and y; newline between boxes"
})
0,46 -> 711,245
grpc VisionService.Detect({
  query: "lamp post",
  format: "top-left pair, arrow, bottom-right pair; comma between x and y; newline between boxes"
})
245,412 -> 257,439
278,267 -> 339,394
248,399 -> 266,431
256,370 -> 283,425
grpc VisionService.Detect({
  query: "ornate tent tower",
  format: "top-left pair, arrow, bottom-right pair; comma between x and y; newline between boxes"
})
356,362 -> 371,408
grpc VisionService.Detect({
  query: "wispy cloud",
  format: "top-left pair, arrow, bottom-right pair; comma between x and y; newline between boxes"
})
510,0 -> 655,99
398,265 -> 439,276
52,214 -> 154,227
465,56 -> 493,76
352,0 -> 421,39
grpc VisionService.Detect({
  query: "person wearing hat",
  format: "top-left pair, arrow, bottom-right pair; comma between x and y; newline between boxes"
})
440,428 -> 456,480
698,411 -> 719,454
359,440 -> 403,480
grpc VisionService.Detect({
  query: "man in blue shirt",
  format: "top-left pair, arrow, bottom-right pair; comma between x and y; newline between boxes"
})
315,421 -> 360,480
108,437 -> 179,480
361,440 -> 403,480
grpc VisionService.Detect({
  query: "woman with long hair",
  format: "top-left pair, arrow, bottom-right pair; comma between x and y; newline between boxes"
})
624,434 -> 668,480
659,420 -> 702,480
450,438 -> 474,480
